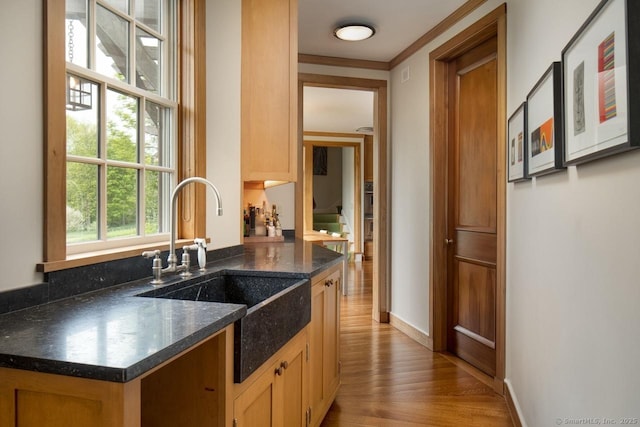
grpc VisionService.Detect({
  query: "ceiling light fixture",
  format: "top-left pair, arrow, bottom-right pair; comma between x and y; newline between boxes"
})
334,24 -> 375,41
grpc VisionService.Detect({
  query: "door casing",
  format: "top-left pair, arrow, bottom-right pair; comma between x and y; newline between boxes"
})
429,4 -> 507,393
297,74 -> 389,322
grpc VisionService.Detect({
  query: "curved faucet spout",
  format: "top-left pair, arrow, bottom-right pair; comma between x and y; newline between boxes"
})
166,177 -> 223,272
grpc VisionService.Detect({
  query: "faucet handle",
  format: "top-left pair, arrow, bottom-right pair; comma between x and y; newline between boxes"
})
142,250 -> 163,285
142,250 -> 161,259
193,238 -> 207,270
179,245 -> 197,278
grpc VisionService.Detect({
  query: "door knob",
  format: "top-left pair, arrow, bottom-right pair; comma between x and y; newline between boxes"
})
445,239 -> 454,245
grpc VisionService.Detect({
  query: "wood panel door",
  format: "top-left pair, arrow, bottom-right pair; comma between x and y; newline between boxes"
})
446,37 -> 498,376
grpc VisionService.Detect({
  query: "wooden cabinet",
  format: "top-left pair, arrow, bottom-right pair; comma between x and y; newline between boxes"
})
0,369 -> 140,427
241,0 -> 298,182
309,264 -> 341,427
0,327 -> 231,427
233,328 -> 308,427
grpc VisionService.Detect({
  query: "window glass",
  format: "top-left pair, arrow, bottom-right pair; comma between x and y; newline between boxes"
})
103,0 -> 129,14
145,170 -> 171,234
135,0 -> 161,32
96,5 -> 129,82
65,0 -> 88,67
63,0 -> 177,252
136,27 -> 161,94
106,89 -> 138,163
67,78 -> 99,157
106,167 -> 138,238
67,162 -> 99,243
144,102 -> 171,167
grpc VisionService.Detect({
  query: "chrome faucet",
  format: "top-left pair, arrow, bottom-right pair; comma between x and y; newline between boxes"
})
142,177 -> 223,284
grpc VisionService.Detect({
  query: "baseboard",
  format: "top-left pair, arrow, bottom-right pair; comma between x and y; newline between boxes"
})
438,351 -> 495,389
389,312 -> 433,350
504,379 -> 526,427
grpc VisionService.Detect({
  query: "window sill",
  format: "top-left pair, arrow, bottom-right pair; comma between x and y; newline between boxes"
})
37,239 -> 200,273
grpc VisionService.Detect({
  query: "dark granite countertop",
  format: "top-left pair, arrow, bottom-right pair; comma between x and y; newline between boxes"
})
0,240 -> 342,383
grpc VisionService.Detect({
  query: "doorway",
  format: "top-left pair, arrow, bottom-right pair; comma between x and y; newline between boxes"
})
303,137 -> 362,256
429,5 -> 506,392
297,74 -> 389,322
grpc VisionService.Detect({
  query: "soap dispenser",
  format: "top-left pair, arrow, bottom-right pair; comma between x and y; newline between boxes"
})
193,238 -> 207,270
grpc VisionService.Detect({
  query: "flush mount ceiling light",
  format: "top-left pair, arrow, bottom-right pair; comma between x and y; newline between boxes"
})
334,24 -> 375,41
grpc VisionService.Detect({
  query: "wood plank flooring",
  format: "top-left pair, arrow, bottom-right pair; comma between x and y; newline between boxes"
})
321,261 -> 513,427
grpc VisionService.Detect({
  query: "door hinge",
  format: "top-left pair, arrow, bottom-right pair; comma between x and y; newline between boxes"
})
338,360 -> 342,374
233,418 -> 238,427
306,342 -> 310,362
306,407 -> 312,426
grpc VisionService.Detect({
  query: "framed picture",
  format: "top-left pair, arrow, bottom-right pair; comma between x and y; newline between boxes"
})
507,102 -> 529,182
562,0 -> 639,165
313,146 -> 327,175
526,62 -> 565,177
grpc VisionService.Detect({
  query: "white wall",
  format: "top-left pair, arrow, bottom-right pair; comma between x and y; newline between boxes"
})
391,0 -> 640,423
265,183 -> 296,230
0,0 -> 44,291
505,0 -> 640,424
388,39 -> 430,335
0,1 -> 241,293
206,0 -> 242,249
388,0 -> 505,341
342,147 -> 356,246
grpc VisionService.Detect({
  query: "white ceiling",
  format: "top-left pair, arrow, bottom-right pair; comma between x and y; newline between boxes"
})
298,0 -> 467,62
300,0 -> 466,133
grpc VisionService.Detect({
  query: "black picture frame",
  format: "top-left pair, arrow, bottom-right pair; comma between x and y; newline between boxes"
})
507,102 -> 529,182
313,146 -> 327,175
526,62 -> 565,177
561,0 -> 639,166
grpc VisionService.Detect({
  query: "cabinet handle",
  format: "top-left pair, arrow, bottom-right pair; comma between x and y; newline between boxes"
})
275,366 -> 283,376
280,360 -> 289,370
325,279 -> 334,287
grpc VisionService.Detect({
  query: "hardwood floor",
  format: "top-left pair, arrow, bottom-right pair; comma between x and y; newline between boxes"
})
321,261 -> 513,427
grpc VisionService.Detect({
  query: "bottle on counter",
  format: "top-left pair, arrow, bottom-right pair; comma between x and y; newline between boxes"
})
275,214 -> 282,237
255,207 -> 266,236
243,210 -> 250,237
249,205 -> 256,230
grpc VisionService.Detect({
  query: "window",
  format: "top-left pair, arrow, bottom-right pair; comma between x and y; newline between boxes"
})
43,0 -> 207,269
64,0 -> 175,253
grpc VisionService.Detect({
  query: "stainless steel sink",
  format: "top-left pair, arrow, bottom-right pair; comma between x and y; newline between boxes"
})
136,273 -> 310,382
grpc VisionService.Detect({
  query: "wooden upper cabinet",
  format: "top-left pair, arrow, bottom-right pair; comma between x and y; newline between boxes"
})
241,0 -> 298,182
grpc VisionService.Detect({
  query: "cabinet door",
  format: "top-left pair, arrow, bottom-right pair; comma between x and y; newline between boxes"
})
241,0 -> 298,182
279,340 -> 307,427
309,282 -> 326,426
309,266 -> 341,427
0,367 -> 138,427
233,367 -> 275,427
234,329 -> 308,427
323,269 -> 341,403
